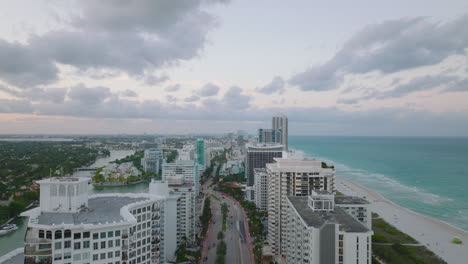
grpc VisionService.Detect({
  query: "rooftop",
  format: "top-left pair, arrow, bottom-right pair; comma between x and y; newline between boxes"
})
246,143 -> 283,150
37,177 -> 89,184
287,196 -> 369,233
335,195 -> 370,205
37,196 -> 148,225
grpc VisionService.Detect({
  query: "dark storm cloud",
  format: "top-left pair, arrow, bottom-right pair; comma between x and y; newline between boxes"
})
290,14 -> 468,91
0,0 -> 229,87
197,83 -> 220,97
256,76 -> 285,94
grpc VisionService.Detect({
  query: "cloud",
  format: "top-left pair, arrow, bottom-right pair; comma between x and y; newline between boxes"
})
0,0 -> 229,87
184,95 -> 200,102
197,83 -> 220,97
222,86 -> 251,109
164,84 -> 181,92
144,74 -> 169,86
121,89 -> 138,97
290,14 -> 468,91
67,84 -> 112,105
338,74 -> 468,104
256,76 -> 285,94
166,95 -> 178,102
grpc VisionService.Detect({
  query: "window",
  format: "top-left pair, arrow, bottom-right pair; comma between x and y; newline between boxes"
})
108,231 -> 113,238
74,242 -> 81,250
55,230 -> 62,239
64,241 -> 71,249
115,239 -> 120,247
115,230 -> 121,236
100,253 -> 106,260
64,253 -> 71,259
38,230 -> 44,238
83,231 -> 90,238
64,229 -> 71,238
108,252 -> 113,258
93,233 -> 99,240
55,242 -> 62,250
93,254 -> 99,261
108,240 -> 113,248
83,241 -> 90,249
100,232 -> 106,239
46,231 -> 52,239
93,242 -> 98,250
74,232 -> 81,239
82,252 -> 90,260
101,241 -> 106,249
115,251 -> 120,257
54,254 -> 62,261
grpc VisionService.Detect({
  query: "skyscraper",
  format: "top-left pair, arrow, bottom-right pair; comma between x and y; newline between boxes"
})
196,139 -> 205,166
272,115 -> 288,150
244,143 -> 283,186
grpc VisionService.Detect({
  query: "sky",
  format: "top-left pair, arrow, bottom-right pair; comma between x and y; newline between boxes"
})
0,0 -> 468,136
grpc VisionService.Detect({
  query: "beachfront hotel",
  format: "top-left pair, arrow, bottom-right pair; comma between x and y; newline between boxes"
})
244,143 -> 283,186
20,177 -> 173,264
285,191 -> 373,264
266,158 -> 336,257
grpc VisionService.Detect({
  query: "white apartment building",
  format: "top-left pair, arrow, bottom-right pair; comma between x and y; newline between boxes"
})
267,158 -> 336,257
177,144 -> 195,161
162,160 -> 199,194
335,196 -> 372,229
253,168 -> 269,211
21,177 -> 171,264
285,191 -> 373,264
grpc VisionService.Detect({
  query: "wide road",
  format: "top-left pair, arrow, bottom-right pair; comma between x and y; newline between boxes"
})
201,181 -> 252,264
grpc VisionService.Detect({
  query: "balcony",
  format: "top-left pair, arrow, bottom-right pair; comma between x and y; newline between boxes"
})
25,256 -> 52,264
24,245 -> 52,256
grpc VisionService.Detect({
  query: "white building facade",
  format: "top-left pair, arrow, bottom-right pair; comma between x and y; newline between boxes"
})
141,150 -> 163,174
253,168 -> 269,211
266,158 -> 336,257
285,192 -> 373,264
162,160 -> 199,194
22,177 -> 171,264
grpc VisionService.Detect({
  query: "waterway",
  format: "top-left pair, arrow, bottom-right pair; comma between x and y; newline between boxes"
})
0,149 -> 151,257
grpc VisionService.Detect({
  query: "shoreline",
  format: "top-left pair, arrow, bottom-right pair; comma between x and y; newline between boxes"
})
335,176 -> 468,264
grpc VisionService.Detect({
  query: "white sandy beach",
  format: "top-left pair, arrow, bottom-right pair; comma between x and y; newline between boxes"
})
335,176 -> 468,264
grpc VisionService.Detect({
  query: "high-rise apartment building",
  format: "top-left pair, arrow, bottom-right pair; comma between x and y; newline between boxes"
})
21,177 -> 173,264
284,191 -> 372,264
149,180 -> 196,247
266,158 -> 335,257
272,115 -> 288,150
141,149 -> 163,174
162,160 -> 199,194
258,129 -> 282,144
253,168 -> 269,211
244,143 -> 283,186
196,139 -> 205,166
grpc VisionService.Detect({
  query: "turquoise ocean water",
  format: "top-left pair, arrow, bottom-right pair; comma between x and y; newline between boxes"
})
289,136 -> 468,231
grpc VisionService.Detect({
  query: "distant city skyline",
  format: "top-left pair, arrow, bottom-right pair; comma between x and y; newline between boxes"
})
0,0 -> 468,136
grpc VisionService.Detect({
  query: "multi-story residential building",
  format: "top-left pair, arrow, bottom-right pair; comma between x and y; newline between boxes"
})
285,191 -> 373,264
21,177 -> 172,264
162,160 -> 199,194
177,145 -> 195,161
196,139 -> 205,167
148,180 -> 195,256
245,143 -> 283,186
258,129 -> 282,145
253,168 -> 269,211
272,115 -> 288,150
141,150 -> 163,174
267,158 -> 335,257
335,196 -> 372,229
